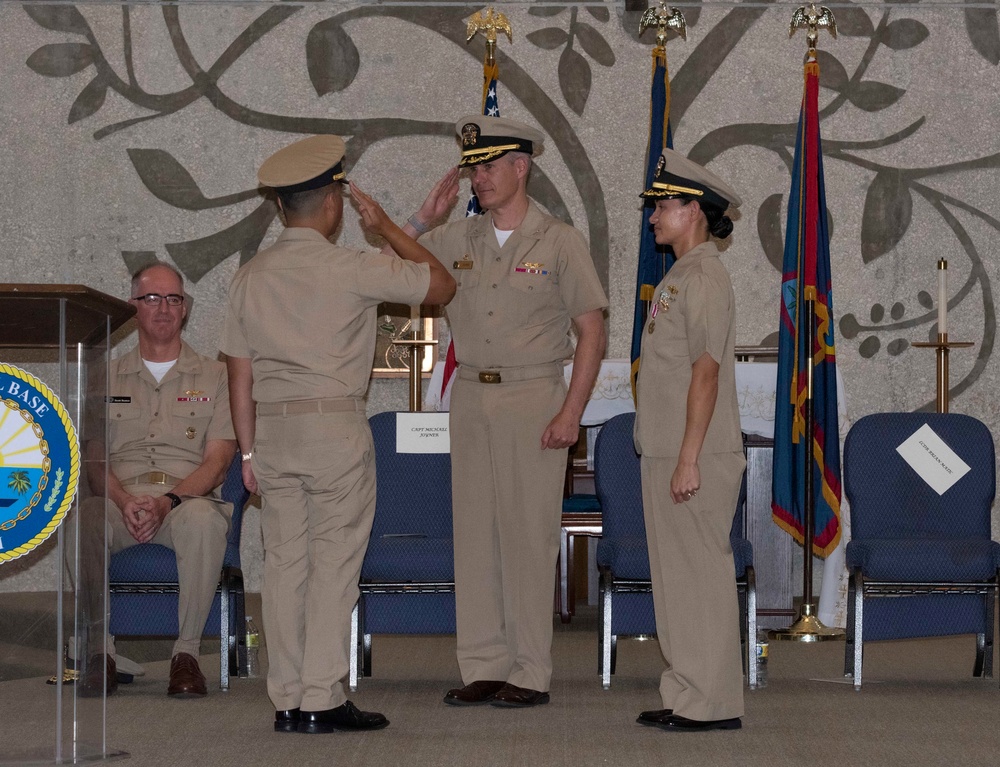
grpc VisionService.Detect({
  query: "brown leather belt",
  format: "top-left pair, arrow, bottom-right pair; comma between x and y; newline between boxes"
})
257,398 -> 365,416
123,472 -> 182,486
458,363 -> 563,385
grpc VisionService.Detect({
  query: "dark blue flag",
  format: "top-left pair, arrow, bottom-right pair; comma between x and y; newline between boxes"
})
630,48 -> 674,397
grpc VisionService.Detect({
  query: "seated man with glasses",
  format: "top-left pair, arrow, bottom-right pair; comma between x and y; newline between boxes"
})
74,261 -> 237,698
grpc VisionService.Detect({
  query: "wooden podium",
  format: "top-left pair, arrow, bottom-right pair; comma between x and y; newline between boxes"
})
0,284 -> 133,765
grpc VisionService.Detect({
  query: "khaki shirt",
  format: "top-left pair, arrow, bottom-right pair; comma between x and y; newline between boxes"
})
634,241 -> 742,458
422,202 -> 607,369
220,227 -> 430,403
109,342 -> 235,483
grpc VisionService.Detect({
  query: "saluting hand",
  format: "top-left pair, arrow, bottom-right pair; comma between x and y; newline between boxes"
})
415,167 -> 460,225
350,182 -> 394,239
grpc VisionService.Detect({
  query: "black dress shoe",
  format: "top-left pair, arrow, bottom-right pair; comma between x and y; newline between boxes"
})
274,708 -> 300,733
653,714 -> 742,732
443,680 -> 507,706
297,701 -> 389,734
490,683 -> 550,708
637,708 -> 674,726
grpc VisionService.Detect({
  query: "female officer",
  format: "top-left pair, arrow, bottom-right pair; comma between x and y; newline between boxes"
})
633,148 -> 746,732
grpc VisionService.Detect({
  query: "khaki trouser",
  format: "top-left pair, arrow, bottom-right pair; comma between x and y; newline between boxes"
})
641,452 -> 746,721
450,373 -> 567,692
253,409 -> 374,712
75,486 -> 231,659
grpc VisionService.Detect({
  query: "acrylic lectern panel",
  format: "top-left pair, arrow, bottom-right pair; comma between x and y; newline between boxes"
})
0,284 -> 133,765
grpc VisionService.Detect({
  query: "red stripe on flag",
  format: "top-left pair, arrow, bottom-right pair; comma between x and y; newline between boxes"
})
440,339 -> 457,398
804,61 -> 820,292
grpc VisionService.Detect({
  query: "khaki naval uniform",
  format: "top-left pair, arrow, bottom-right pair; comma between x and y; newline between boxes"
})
220,227 -> 429,712
422,202 -> 607,692
83,342 -> 234,658
635,240 -> 746,721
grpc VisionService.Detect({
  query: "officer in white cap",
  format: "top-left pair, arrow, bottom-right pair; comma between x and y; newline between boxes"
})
221,135 -> 455,734
634,148 -> 747,732
394,115 -> 608,708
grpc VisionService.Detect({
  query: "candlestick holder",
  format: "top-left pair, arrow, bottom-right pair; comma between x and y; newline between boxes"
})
912,333 -> 973,413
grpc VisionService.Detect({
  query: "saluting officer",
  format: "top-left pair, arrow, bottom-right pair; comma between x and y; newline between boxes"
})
221,135 -> 455,734
401,116 -> 608,708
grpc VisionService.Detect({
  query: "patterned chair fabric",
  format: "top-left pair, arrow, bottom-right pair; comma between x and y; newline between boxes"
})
593,412 -> 757,689
843,412 -> 1000,689
353,412 -> 456,690
108,452 -> 251,690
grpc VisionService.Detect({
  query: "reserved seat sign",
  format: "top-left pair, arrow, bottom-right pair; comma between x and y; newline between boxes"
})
396,413 -> 450,453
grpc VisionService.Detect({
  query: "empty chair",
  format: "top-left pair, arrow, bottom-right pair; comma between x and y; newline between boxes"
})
353,411 -> 455,690
594,412 -> 756,689
843,412 -> 1000,689
108,453 -> 251,690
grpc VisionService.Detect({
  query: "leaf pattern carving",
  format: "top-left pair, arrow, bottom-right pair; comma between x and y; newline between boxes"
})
965,8 -> 1000,65
847,81 -> 906,112
880,18 -> 929,50
26,42 -> 94,77
559,46 -> 590,116
526,28 -> 568,50
127,149 -> 259,211
306,18 -> 360,97
861,170 -> 912,263
757,193 -> 785,272
68,76 -> 107,124
22,4 -> 91,36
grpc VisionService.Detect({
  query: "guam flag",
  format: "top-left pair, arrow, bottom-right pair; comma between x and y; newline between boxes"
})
630,46 -> 674,398
771,58 -> 842,557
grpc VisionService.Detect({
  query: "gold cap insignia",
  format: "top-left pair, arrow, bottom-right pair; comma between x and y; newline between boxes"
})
462,123 -> 480,147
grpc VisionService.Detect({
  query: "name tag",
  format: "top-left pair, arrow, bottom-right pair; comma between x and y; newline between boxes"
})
396,413 -> 450,453
454,259 -> 474,270
895,424 -> 971,495
107,396 -> 131,403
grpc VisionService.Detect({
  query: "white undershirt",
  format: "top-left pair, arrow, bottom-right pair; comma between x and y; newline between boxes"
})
143,359 -> 177,384
494,225 -> 514,248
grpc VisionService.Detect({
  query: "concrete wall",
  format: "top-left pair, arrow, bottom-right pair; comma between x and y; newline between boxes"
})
2,0 -> 998,592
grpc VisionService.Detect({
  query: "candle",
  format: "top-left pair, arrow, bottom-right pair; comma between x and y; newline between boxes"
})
937,259 -> 948,337
410,303 -> 421,323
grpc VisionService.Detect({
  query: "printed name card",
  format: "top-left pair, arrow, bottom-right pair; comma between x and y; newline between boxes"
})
396,413 -> 450,453
895,424 -> 971,495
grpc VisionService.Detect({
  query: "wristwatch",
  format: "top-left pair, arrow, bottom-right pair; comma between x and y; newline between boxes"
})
164,492 -> 182,510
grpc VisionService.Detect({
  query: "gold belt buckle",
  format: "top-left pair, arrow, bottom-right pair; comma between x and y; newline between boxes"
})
148,471 -> 168,485
479,371 -> 501,384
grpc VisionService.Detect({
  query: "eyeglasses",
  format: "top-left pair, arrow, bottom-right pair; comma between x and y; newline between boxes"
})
131,293 -> 185,306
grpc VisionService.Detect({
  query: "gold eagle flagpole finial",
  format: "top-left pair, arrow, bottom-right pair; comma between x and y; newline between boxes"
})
639,1 -> 687,49
466,7 -> 513,66
789,3 -> 837,57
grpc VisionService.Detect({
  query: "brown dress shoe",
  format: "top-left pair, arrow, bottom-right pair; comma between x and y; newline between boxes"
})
79,655 -> 117,698
490,683 -> 550,708
443,680 -> 507,706
167,652 -> 207,697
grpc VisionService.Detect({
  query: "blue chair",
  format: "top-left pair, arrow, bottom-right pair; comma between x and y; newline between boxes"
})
843,412 -> 1000,689
108,453 -> 250,690
594,412 -> 756,689
352,411 -> 455,690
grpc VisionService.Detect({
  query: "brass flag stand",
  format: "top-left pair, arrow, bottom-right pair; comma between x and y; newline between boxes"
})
912,259 -> 973,412
392,333 -> 438,412
770,4 -> 844,644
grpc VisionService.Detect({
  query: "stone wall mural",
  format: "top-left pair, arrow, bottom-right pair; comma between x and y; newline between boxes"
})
2,0 -> 999,589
